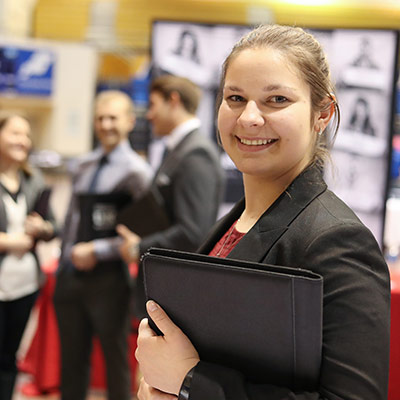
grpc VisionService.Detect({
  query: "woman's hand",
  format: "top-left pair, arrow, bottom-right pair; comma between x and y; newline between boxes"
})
0,232 -> 34,256
137,378 -> 177,400
25,212 -> 53,240
136,301 -> 200,396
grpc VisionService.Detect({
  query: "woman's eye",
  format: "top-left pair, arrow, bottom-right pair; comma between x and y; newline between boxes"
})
271,96 -> 288,104
227,95 -> 244,102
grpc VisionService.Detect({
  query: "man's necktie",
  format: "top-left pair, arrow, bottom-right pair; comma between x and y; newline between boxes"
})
88,154 -> 108,192
161,146 -> 169,163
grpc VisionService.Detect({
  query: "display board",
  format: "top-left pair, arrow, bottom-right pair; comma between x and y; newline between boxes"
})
151,21 -> 399,243
313,29 -> 399,244
0,46 -> 54,96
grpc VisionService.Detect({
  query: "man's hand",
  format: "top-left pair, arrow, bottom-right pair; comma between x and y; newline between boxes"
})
71,242 -> 97,270
116,224 -> 141,263
136,301 -> 200,396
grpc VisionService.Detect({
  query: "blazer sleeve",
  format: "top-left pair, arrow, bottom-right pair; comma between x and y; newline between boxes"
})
139,149 -> 223,253
28,170 -> 58,240
186,222 -> 390,400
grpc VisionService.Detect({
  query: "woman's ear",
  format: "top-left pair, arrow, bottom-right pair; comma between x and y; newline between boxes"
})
314,98 -> 335,133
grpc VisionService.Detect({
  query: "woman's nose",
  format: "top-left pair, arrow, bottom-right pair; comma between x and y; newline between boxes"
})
238,101 -> 264,128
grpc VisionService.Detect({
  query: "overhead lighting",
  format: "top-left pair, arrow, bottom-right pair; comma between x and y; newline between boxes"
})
282,0 -> 335,5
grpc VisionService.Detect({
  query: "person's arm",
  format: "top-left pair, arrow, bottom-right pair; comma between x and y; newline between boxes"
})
136,223 -> 390,400
116,154 -> 154,201
0,232 -> 34,256
70,236 -> 125,271
24,170 -> 59,241
25,212 -> 55,241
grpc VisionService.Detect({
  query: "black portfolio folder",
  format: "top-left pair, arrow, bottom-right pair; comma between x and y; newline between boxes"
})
142,248 -> 323,390
77,189 -> 171,243
77,192 -> 131,242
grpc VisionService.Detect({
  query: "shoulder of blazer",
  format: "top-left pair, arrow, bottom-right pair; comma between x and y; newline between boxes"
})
0,184 -> 6,232
179,129 -> 219,159
157,129 -> 219,177
20,169 -> 46,212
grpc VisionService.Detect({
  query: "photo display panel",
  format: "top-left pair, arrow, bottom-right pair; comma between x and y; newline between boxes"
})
312,29 -> 399,244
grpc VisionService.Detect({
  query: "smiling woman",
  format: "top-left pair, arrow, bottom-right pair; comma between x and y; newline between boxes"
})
0,111 -> 56,400
135,24 -> 390,400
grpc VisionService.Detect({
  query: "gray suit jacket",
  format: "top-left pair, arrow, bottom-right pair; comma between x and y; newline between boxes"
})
139,129 -> 225,253
188,165 -> 390,400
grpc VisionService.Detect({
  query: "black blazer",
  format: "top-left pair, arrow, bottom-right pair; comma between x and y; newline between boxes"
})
189,165 -> 390,400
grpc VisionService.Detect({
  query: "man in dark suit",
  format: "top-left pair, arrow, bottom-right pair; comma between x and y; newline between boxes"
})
117,75 -> 225,316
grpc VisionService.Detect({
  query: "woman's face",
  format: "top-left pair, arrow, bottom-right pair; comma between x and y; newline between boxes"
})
218,48 -> 317,183
0,116 -> 32,165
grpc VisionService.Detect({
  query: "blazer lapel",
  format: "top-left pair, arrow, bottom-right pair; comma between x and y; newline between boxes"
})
154,130 -> 199,185
204,166 -> 327,263
0,185 -> 7,232
20,172 -> 36,213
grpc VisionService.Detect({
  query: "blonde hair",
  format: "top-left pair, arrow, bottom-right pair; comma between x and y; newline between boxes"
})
218,24 -> 340,168
95,90 -> 135,116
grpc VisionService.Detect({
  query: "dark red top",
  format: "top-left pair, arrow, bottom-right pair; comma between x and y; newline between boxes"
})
208,220 -> 246,258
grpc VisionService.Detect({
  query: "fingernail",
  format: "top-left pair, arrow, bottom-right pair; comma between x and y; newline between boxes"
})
147,300 -> 158,312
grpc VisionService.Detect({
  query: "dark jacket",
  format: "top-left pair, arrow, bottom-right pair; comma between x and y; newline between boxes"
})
189,165 -> 390,400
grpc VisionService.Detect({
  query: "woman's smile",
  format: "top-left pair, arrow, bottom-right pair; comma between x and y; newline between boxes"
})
236,135 -> 279,152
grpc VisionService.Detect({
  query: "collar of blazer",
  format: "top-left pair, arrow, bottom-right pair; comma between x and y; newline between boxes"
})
199,165 -> 327,263
155,129 -> 200,180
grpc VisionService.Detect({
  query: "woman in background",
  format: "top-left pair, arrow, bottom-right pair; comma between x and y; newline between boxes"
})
0,112 -> 56,400
135,25 -> 390,400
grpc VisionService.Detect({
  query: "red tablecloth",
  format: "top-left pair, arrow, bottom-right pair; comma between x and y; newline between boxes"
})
389,268 -> 400,400
17,259 -> 139,396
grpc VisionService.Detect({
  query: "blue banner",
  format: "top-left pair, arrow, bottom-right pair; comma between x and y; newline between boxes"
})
0,46 -> 55,96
